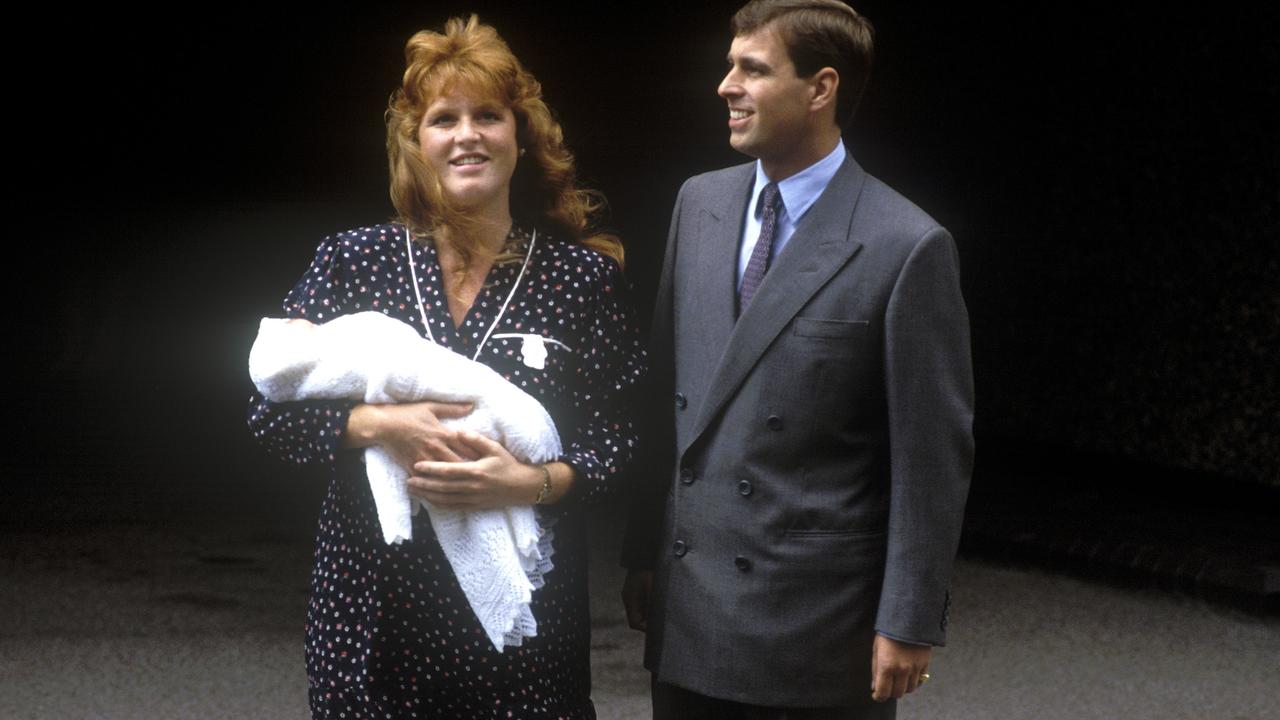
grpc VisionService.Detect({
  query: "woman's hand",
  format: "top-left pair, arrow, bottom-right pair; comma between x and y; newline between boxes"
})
409,431 -> 574,510
342,400 -> 474,469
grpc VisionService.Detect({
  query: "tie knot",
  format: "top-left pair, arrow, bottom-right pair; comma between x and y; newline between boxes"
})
758,182 -> 780,216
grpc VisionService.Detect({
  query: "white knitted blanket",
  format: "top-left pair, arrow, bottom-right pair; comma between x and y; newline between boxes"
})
248,311 -> 560,651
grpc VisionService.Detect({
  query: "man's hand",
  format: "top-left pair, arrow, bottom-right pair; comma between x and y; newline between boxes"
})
870,634 -> 932,702
621,569 -> 654,632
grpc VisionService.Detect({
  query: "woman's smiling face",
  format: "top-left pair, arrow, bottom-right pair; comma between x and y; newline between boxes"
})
418,88 -> 519,215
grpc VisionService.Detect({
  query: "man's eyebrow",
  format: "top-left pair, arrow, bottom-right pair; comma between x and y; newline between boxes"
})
729,54 -> 771,73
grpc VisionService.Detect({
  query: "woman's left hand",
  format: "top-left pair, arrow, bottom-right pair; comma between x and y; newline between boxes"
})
409,431 -> 544,510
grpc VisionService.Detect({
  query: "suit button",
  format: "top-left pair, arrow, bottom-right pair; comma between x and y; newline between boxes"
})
737,480 -> 753,497
766,415 -> 783,431
734,556 -> 752,572
673,540 -> 688,557
674,392 -> 688,410
679,469 -> 696,485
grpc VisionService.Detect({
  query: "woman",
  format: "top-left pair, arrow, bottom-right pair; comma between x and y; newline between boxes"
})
248,15 -> 643,718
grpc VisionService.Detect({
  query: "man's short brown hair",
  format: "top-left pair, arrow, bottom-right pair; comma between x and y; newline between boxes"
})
731,0 -> 875,127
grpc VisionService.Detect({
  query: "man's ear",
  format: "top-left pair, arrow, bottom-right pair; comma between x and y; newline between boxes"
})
809,67 -> 840,114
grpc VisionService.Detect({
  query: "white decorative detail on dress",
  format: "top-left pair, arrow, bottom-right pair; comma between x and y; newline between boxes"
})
406,226 -> 538,360
491,333 -> 574,369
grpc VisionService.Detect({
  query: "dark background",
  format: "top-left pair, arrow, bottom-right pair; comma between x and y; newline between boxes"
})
8,2 -> 1278,560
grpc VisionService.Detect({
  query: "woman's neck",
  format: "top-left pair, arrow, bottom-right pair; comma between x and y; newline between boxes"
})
471,210 -> 515,254
438,208 -> 513,257
434,210 -> 515,329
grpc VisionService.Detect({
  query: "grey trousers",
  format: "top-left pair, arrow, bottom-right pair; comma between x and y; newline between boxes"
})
652,679 -> 897,720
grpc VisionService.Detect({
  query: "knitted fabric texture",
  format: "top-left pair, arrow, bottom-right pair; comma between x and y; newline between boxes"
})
248,311 -> 560,651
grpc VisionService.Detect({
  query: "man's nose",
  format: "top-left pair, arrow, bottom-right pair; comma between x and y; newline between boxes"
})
718,70 -> 740,98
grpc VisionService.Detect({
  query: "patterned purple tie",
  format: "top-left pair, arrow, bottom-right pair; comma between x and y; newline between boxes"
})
738,181 -> 781,313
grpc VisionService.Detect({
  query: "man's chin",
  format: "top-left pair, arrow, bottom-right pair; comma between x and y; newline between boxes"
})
727,134 -> 759,158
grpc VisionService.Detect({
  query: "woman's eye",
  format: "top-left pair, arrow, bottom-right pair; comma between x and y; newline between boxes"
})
428,114 -> 455,126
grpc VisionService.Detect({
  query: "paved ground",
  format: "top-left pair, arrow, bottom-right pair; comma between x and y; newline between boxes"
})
2,510 -> 1277,720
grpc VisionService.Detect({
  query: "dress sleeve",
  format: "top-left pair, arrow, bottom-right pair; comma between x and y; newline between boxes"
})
247,235 -> 357,466
555,257 -> 647,506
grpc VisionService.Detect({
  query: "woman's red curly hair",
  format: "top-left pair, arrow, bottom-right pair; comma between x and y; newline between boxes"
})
386,15 -> 622,266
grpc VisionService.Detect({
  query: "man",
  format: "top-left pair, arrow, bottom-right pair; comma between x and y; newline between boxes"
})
622,1 -> 974,717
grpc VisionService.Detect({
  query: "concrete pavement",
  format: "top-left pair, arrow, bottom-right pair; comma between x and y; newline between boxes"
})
2,512 -> 1276,720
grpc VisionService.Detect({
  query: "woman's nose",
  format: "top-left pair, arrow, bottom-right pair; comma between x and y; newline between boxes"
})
456,117 -> 481,141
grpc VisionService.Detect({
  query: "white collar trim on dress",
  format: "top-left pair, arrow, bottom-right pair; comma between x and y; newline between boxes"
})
405,225 -> 539,362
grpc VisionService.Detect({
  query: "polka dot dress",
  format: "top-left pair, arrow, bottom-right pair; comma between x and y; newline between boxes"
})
248,224 -> 645,719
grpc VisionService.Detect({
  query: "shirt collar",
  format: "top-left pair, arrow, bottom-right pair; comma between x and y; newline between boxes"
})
752,141 -> 847,221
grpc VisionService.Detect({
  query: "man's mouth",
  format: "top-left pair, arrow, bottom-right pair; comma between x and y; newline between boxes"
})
729,108 -> 754,120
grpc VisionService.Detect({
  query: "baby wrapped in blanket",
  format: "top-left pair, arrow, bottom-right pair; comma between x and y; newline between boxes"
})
248,311 -> 560,651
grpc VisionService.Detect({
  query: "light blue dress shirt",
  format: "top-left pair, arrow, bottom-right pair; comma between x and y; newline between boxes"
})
736,141 -> 848,289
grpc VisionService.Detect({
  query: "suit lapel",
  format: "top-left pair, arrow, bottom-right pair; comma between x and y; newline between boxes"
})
685,156 -> 868,455
682,164 -> 753,394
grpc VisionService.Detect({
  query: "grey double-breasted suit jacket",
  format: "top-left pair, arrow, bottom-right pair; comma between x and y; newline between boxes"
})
623,152 -> 975,708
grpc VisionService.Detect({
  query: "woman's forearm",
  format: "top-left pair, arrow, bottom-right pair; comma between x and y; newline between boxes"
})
247,392 -> 355,467
341,403 -> 383,449
534,461 -> 577,505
